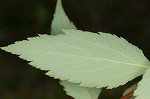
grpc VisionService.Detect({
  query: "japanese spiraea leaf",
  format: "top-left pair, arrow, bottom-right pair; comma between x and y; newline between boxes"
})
1,29 -> 150,89
60,80 -> 101,99
134,68 -> 150,99
51,0 -> 76,35
51,0 -> 101,98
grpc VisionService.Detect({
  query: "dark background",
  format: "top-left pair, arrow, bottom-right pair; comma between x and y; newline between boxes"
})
0,0 -> 150,99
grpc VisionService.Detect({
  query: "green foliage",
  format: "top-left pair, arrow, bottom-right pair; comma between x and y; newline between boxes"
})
2,29 -> 150,88
1,0 -> 150,99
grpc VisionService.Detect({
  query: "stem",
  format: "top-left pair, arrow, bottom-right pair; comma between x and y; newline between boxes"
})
120,90 -> 134,99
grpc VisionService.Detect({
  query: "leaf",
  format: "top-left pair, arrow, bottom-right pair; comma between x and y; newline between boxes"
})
60,80 -> 101,99
134,68 -> 150,99
51,0 -> 101,98
1,29 -> 150,89
51,0 -> 76,35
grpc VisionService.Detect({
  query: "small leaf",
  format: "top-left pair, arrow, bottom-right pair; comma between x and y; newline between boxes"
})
1,29 -> 150,89
60,80 -> 101,99
51,0 -> 76,35
134,68 -> 150,99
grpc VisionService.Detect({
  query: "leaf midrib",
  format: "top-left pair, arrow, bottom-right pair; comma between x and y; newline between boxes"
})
27,45 -> 149,68
45,51 -> 149,69
9,35 -> 149,69
17,44 -> 149,69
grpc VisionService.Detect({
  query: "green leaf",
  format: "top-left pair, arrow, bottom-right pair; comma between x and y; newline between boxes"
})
134,68 -> 150,99
60,80 -> 101,99
51,0 -> 76,35
1,29 -> 150,89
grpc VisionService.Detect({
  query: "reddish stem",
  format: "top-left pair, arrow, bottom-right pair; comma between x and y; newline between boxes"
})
120,91 -> 134,99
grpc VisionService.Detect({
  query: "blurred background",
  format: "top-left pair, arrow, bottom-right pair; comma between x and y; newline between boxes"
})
0,0 -> 150,99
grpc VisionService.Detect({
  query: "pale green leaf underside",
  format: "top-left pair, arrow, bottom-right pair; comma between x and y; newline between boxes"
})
61,80 -> 101,99
134,68 -> 150,99
51,0 -> 76,35
1,29 -> 150,89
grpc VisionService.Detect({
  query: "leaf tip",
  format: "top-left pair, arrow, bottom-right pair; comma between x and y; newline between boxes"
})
1,46 -> 9,52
